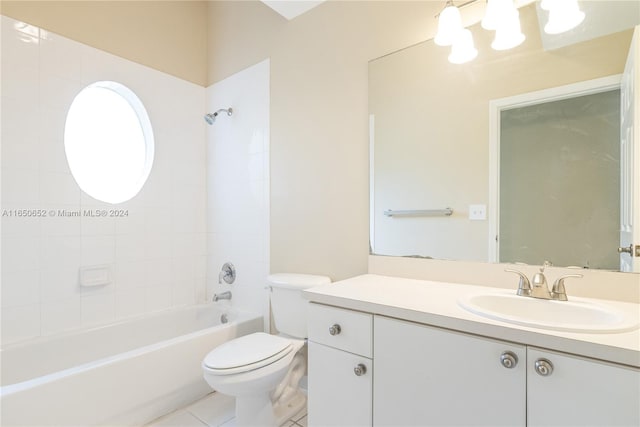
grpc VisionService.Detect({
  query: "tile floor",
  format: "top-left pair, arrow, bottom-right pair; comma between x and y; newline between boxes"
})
145,392 -> 307,427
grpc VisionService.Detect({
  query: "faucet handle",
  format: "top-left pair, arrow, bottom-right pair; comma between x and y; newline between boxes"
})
551,274 -> 583,301
218,262 -> 236,285
505,269 -> 531,296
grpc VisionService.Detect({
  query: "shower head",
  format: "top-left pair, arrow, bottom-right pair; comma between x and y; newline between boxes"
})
204,107 -> 233,125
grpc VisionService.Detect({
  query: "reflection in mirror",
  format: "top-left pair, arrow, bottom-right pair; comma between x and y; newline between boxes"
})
499,89 -> 620,270
369,2 -> 637,272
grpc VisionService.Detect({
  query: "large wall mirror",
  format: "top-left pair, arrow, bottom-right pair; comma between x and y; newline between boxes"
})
369,1 -> 639,272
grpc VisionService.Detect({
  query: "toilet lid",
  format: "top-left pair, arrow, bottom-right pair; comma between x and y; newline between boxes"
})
203,333 -> 293,374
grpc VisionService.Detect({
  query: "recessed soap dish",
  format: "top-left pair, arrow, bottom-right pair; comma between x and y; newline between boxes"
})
79,265 -> 112,287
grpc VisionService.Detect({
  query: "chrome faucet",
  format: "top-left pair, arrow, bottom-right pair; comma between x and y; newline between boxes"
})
505,261 -> 582,301
212,291 -> 232,302
530,262 -> 552,299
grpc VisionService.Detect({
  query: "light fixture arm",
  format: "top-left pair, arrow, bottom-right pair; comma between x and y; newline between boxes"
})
435,0 -> 479,18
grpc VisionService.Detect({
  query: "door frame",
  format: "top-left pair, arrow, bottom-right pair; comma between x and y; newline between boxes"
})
487,74 -> 622,263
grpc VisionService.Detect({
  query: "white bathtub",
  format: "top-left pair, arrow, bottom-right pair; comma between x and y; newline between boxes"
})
0,304 -> 263,426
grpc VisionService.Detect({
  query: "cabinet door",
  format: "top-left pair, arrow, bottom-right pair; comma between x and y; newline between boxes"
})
528,348 -> 640,427
308,341 -> 372,426
374,316 -> 526,426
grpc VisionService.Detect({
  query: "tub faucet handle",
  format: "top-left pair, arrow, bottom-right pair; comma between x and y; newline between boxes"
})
218,262 -> 236,285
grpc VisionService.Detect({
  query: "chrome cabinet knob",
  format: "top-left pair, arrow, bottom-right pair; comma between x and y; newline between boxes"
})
534,358 -> 554,376
500,351 -> 518,369
328,324 -> 341,335
618,244 -> 640,256
618,244 -> 633,254
354,363 -> 367,376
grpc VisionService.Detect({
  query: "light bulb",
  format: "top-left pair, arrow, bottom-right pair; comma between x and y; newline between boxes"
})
491,10 -> 526,50
435,4 -> 463,47
448,29 -> 478,64
544,0 -> 585,34
540,0 -> 553,11
482,0 -> 517,31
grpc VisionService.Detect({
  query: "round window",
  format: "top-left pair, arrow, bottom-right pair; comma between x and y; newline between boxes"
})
64,81 -> 154,204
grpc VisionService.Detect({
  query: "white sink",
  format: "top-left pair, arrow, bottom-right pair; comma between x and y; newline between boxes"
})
458,292 -> 640,333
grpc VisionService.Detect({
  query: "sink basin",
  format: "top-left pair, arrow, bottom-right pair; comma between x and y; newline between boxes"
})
458,292 -> 639,333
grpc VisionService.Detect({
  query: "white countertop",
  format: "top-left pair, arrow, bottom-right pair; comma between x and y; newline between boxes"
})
303,274 -> 640,367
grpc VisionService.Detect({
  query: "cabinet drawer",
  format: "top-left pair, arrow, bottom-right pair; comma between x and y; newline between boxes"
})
308,303 -> 372,357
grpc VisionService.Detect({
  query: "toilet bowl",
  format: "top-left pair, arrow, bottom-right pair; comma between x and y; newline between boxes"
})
202,273 -> 331,427
203,333 -> 306,426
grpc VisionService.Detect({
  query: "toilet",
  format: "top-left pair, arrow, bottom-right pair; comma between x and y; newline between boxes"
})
202,273 -> 331,426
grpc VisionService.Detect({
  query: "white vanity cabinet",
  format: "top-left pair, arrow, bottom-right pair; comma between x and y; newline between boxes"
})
307,303 -> 373,427
373,316 -> 640,427
307,303 -> 640,427
374,316 -> 527,426
527,348 -> 640,427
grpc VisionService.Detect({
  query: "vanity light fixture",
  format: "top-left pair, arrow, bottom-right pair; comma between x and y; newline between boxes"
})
434,1 -> 464,46
481,0 -> 515,31
449,29 -> 479,63
491,9 -> 526,50
436,0 -> 584,64
483,0 -> 525,51
541,0 -> 585,35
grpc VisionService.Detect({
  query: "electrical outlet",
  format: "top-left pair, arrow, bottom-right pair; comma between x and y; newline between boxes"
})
469,204 -> 487,220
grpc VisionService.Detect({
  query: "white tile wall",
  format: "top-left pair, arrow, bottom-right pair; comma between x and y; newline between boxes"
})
1,16 -> 207,345
40,297 -> 81,335
206,60 -> 270,325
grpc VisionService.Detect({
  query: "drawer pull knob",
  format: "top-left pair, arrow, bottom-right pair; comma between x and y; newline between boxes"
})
534,358 -> 554,376
500,351 -> 518,369
328,324 -> 341,335
354,363 -> 367,376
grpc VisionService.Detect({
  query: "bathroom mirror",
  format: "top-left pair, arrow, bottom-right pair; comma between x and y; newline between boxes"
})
369,2 -> 639,272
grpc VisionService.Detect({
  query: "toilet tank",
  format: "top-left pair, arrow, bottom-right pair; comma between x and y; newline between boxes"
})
268,273 -> 331,338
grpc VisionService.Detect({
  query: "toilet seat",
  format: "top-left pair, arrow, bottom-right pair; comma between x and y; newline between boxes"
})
203,333 -> 293,376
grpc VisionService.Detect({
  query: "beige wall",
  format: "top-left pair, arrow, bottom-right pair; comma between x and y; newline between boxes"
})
0,1 -> 208,86
208,1 -> 445,280
207,0 -> 282,85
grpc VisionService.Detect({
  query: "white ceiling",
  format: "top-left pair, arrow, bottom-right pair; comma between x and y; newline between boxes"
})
261,0 -> 326,20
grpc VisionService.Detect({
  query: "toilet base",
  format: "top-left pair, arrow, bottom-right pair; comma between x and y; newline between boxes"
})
233,390 -> 305,427
235,393 -> 276,427
273,389 -> 306,426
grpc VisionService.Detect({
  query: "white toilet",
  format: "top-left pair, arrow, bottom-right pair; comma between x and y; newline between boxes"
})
202,273 -> 331,427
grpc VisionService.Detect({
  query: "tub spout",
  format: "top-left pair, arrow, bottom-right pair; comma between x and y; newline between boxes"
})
213,291 -> 232,302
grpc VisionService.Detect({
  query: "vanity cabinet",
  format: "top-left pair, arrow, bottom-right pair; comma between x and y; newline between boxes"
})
307,302 -> 640,427
527,348 -> 640,427
374,316 -> 526,426
373,316 -> 640,427
307,303 -> 373,426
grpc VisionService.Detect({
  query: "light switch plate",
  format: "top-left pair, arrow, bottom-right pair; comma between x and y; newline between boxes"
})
469,204 -> 487,220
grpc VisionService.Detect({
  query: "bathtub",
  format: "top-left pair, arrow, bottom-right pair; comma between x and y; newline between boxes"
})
0,303 -> 263,426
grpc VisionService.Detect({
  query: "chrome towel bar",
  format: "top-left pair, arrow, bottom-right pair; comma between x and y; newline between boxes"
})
384,208 -> 453,217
